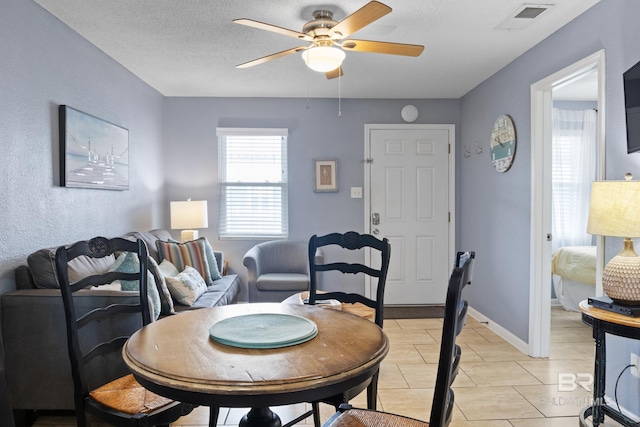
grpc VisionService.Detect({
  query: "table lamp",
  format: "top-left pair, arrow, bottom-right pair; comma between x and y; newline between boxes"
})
587,174 -> 640,304
170,199 -> 208,243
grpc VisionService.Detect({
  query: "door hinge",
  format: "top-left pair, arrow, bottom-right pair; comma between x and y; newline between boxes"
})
448,143 -> 451,154
361,158 -> 374,164
448,212 -> 451,222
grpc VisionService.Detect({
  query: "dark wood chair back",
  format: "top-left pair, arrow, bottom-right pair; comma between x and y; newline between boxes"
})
55,236 -> 187,427
322,250 -> 475,427
429,251 -> 474,427
308,231 -> 391,327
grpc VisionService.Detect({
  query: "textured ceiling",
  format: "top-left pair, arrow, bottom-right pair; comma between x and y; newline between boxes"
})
34,0 -> 600,98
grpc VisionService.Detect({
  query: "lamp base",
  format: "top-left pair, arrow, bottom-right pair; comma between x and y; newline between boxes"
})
603,238 -> 640,304
180,230 -> 198,243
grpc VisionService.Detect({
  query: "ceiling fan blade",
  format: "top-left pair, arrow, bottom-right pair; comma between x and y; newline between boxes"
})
341,39 -> 424,56
233,18 -> 313,42
237,47 -> 307,69
330,1 -> 392,39
326,66 -> 344,80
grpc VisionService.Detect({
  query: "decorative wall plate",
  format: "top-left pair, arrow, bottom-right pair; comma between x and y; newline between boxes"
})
489,115 -> 516,173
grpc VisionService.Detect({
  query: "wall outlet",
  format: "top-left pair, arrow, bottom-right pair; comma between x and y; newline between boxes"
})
631,353 -> 640,377
350,187 -> 363,198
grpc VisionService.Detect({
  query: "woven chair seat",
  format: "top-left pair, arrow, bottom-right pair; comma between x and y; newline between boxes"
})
328,409 -> 429,427
89,373 -> 174,415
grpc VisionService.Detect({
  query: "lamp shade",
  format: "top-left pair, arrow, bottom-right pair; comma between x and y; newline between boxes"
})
301,46 -> 345,73
170,200 -> 208,230
587,180 -> 640,238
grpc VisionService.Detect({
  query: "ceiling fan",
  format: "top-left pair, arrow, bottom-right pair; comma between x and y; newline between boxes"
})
233,1 -> 424,79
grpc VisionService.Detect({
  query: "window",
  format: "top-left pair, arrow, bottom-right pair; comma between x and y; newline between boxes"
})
217,128 -> 288,239
551,108 -> 596,250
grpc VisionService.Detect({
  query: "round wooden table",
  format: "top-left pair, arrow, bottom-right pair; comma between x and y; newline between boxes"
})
123,303 -> 388,427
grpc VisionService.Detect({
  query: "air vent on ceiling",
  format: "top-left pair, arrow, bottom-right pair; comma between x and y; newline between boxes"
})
515,7 -> 547,19
496,3 -> 554,30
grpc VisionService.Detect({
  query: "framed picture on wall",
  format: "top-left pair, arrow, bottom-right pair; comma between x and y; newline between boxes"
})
314,159 -> 338,192
59,105 -> 129,190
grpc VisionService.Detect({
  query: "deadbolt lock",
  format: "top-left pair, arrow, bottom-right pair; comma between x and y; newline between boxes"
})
371,212 -> 380,225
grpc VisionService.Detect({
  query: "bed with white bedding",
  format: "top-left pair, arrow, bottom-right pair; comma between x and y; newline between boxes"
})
551,245 -> 596,311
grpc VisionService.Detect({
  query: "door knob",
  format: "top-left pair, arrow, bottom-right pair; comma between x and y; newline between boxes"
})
372,228 -> 379,235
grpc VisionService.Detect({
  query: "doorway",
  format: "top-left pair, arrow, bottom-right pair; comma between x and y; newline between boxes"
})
529,50 -> 606,357
363,124 -> 455,305
550,71 -> 598,311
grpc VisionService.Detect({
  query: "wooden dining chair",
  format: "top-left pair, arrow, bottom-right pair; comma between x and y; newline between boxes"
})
283,232 -> 390,427
307,231 -> 391,328
322,251 -> 475,427
55,236 -> 193,427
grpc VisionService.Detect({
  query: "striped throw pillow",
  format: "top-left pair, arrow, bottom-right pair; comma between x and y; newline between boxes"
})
155,238 -> 213,285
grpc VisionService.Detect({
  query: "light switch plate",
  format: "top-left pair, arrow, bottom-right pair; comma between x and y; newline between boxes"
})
351,187 -> 363,198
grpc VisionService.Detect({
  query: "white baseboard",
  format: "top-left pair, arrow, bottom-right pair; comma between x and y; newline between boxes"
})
603,396 -> 640,422
550,298 -> 561,307
467,305 -> 529,355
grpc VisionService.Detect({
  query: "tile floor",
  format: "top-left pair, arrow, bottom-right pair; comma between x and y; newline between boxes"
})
33,307 -> 620,426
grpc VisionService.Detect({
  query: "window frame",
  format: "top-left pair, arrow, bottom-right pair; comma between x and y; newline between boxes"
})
216,128 -> 289,240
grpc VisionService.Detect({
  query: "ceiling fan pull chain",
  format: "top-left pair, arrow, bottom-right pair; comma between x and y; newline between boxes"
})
338,69 -> 342,117
306,65 -> 311,110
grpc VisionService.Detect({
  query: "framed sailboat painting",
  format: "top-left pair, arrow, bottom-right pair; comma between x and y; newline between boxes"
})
59,105 -> 129,190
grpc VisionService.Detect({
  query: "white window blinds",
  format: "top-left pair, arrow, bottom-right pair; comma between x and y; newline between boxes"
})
217,128 -> 288,239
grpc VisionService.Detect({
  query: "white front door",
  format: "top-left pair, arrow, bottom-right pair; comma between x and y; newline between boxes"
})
365,125 -> 454,305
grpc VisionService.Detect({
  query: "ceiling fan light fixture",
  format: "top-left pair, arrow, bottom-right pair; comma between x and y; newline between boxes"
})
301,46 -> 345,73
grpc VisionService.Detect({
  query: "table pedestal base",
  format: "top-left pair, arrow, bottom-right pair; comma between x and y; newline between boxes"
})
240,407 -> 282,427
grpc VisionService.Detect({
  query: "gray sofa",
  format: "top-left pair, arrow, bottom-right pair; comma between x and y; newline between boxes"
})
243,240 -> 323,303
1,229 -> 240,424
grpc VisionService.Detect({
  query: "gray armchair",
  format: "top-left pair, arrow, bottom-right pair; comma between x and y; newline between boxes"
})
243,240 -> 324,303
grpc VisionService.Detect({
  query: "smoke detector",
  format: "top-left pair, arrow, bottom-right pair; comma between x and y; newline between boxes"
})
496,3 -> 554,30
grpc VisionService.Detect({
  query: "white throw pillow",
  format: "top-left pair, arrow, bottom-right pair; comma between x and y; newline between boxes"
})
165,266 -> 207,306
158,259 -> 180,278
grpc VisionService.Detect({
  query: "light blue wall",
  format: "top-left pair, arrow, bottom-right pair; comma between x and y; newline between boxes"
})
459,0 -> 640,341
163,97 -> 461,301
1,1 -> 166,423
459,0 -> 640,415
0,0 -> 167,297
